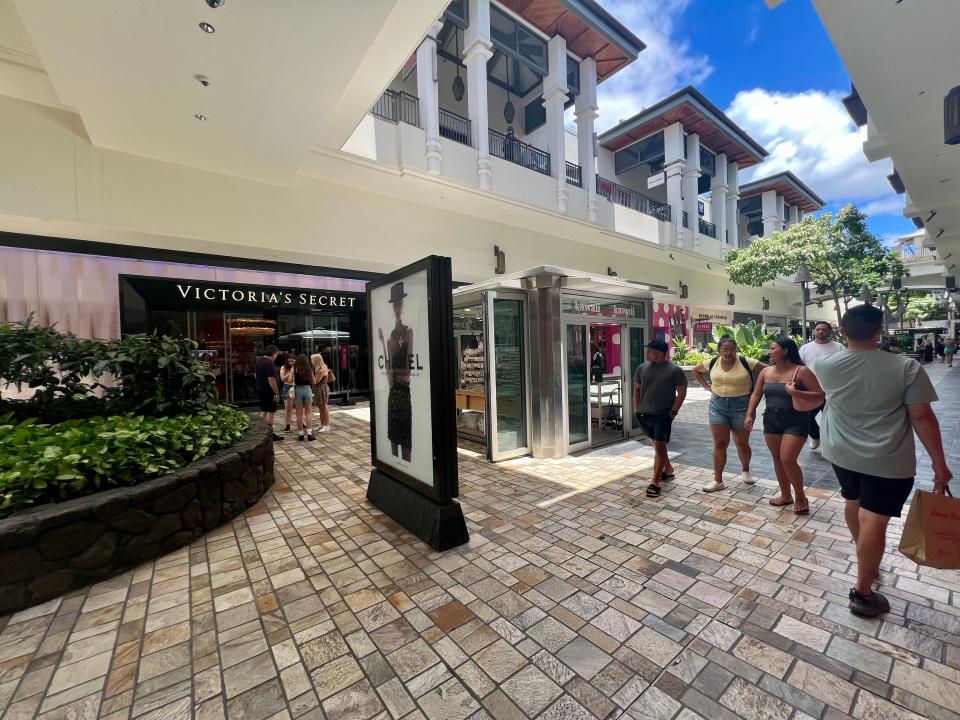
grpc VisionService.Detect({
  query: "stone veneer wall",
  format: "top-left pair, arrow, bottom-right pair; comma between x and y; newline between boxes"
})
0,417 -> 274,615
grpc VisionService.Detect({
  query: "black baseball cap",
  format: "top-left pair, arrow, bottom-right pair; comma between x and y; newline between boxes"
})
646,339 -> 669,353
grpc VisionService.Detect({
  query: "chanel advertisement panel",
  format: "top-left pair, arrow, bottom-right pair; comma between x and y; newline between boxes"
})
366,256 -> 466,550
370,269 -> 433,488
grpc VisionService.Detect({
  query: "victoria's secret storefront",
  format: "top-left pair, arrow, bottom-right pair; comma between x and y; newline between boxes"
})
120,275 -> 368,404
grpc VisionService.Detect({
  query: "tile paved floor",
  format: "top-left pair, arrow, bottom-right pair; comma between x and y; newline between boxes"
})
1,364 -> 959,719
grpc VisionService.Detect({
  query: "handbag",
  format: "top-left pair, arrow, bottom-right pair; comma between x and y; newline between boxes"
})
790,367 -> 822,412
899,488 -> 960,569
287,386 -> 295,399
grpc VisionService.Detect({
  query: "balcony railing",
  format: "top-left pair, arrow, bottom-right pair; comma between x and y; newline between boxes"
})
371,90 -> 420,127
489,129 -> 550,176
596,176 -> 671,221
565,162 -> 582,188
899,251 -> 938,265
699,218 -> 717,238
439,108 -> 471,146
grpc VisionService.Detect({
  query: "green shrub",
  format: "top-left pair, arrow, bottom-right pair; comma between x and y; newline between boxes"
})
0,406 -> 248,517
709,321 -> 777,361
671,338 -> 711,366
0,316 -> 217,421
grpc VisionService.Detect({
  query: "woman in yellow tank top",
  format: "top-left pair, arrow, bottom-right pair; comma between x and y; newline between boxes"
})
691,336 -> 766,493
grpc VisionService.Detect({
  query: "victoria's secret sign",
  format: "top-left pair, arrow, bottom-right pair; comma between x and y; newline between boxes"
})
176,283 -> 358,308
120,275 -> 365,312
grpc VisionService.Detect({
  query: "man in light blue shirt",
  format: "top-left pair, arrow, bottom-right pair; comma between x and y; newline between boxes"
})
817,305 -> 952,618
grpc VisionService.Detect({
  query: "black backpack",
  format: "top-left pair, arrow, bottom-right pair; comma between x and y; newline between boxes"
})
708,355 -> 755,392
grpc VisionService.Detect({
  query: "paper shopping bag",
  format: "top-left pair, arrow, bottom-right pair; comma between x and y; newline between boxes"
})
898,488 -> 960,569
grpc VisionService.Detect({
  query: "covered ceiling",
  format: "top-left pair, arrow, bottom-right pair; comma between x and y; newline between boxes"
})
812,0 -> 960,284
11,0 -> 449,185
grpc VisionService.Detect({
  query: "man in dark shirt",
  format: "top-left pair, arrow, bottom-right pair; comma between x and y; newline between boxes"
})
634,338 -> 687,498
255,345 -> 283,441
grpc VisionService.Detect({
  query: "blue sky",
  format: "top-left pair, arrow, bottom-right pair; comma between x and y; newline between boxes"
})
593,0 -> 914,244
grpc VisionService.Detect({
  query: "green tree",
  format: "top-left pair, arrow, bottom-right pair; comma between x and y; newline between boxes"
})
903,294 -> 946,325
725,205 -> 906,326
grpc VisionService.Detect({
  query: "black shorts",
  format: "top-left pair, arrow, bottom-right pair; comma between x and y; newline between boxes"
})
257,389 -> 278,413
832,464 -> 914,517
762,407 -> 809,437
637,412 -> 673,442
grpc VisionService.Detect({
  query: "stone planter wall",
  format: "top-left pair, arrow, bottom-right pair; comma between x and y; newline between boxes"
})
0,417 -> 274,615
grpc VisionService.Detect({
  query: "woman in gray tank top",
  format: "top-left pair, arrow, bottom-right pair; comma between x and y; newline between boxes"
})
745,337 -> 825,515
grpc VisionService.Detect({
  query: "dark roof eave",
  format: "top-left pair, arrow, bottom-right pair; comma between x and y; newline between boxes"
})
739,171 -> 826,210
597,85 -> 769,162
561,0 -> 645,60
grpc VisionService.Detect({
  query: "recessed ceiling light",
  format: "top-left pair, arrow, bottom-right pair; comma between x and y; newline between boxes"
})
199,22 -> 215,33
940,178 -> 951,183
206,0 -> 225,8
195,74 -> 211,87
195,113 -> 207,121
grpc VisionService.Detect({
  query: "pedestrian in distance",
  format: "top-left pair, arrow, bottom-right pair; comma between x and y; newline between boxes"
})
945,334 -> 956,367
799,321 -> 844,450
279,353 -> 296,432
633,338 -> 687,498
691,336 -> 766,493
816,304 -> 952,617
293,354 -> 317,441
745,337 -> 824,515
311,345 -> 335,433
254,345 -> 283,441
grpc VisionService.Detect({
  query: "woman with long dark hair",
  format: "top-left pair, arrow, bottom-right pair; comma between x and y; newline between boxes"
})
745,337 -> 824,514
378,282 -> 413,461
293,354 -> 317,441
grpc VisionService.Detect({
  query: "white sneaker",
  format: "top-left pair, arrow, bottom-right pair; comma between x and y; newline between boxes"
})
810,438 -> 820,450
703,480 -> 726,493
742,470 -> 755,485
319,426 -> 331,433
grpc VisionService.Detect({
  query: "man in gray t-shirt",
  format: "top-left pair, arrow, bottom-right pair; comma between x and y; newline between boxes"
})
816,305 -> 951,619
633,339 -> 687,499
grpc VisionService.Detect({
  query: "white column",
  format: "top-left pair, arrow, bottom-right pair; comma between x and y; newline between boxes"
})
726,161 -> 739,248
575,57 -> 598,221
683,133 -> 702,251
762,190 -> 779,237
465,0 -> 493,189
544,35 -> 569,213
776,195 -> 786,230
797,208 -> 805,223
416,23 -> 442,174
711,152 -> 728,249
663,122 -> 685,247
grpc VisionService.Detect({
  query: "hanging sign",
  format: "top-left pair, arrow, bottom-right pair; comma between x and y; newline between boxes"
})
647,171 -> 666,189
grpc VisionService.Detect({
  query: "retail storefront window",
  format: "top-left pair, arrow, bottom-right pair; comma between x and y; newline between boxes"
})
121,276 -> 367,405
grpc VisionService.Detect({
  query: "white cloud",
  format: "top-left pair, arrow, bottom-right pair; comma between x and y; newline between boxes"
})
726,88 -> 898,209
594,0 -> 712,133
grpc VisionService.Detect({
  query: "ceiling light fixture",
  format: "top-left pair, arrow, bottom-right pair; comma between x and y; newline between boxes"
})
195,74 -> 211,87
205,0 -> 225,7
199,22 -> 215,33
194,113 -> 207,121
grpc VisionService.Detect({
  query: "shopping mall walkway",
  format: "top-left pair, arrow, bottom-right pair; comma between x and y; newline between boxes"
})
1,364 -> 959,720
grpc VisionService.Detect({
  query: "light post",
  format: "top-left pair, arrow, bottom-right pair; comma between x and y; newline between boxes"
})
793,262 -> 812,342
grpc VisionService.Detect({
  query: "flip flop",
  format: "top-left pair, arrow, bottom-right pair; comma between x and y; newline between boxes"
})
768,497 -> 794,507
660,472 -> 675,482
645,484 -> 662,498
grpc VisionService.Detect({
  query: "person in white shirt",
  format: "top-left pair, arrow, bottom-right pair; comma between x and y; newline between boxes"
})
799,321 -> 845,450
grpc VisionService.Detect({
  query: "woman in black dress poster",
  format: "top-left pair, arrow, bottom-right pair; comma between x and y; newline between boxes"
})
378,282 -> 413,461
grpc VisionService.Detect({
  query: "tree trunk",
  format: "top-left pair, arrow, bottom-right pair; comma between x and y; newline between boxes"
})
830,285 -> 843,327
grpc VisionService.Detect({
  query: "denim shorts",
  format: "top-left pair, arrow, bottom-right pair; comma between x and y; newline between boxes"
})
293,385 -> 314,406
708,395 -> 750,430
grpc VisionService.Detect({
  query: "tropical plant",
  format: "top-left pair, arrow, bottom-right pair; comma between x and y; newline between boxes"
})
709,321 -> 777,361
725,205 -> 906,326
0,317 -> 217,421
670,338 -> 710,367
903,293 -> 947,325
0,406 -> 248,517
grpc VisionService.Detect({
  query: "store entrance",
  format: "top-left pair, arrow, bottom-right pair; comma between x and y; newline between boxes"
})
566,321 -> 646,450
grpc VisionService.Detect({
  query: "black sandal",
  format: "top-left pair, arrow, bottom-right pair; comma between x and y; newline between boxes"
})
660,472 -> 675,482
646,484 -> 662,498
